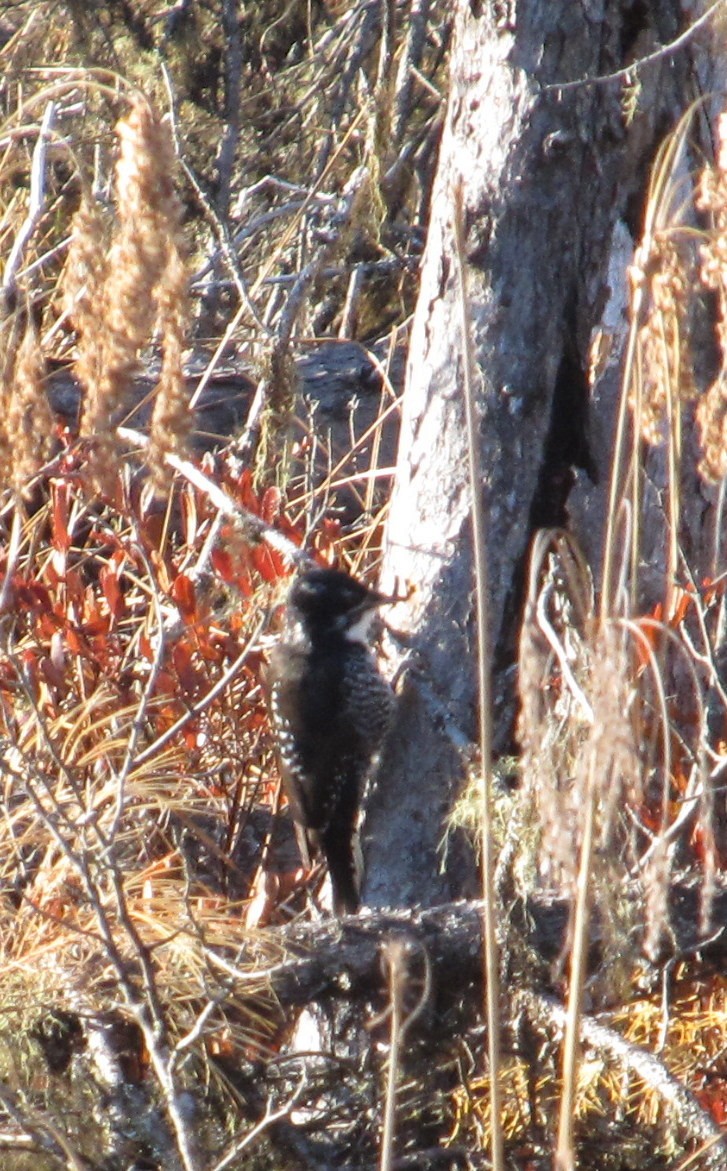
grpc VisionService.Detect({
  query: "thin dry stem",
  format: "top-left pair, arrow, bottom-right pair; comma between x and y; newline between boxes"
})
555,753 -> 596,1171
602,103 -> 699,618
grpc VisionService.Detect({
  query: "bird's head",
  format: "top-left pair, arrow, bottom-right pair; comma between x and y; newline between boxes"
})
287,567 -> 395,643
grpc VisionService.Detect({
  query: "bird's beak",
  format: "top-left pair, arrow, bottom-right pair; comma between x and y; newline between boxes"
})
370,582 -> 410,608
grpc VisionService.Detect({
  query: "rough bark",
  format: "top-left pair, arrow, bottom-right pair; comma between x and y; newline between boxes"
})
364,0 -> 693,910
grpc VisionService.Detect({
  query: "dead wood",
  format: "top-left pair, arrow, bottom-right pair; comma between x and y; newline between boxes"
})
249,881 -> 726,1009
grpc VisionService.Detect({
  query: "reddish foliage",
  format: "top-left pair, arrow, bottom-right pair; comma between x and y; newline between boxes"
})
50,480 -> 72,552
260,485 -> 281,525
171,572 -> 196,622
0,440 -> 352,924
99,554 -> 126,622
695,1080 -> 727,1126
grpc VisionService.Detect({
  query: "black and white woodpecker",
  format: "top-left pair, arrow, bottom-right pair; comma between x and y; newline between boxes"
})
266,567 -> 396,914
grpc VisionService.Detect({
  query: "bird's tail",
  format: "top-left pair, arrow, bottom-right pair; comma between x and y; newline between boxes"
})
321,823 -> 361,915
293,822 -> 313,871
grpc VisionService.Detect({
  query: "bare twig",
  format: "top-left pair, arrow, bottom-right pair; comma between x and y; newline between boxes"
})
209,1074 -> 307,1171
555,753 -> 596,1171
0,1082 -> 86,1170
2,101 -> 55,292
116,424 -> 304,566
546,0 -> 726,92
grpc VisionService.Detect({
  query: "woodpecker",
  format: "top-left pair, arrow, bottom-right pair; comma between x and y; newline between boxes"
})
267,567 -> 396,914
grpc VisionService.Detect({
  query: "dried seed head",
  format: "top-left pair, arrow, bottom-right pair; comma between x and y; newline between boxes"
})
632,234 -> 696,446
63,196 -> 111,432
147,247 -> 191,490
105,94 -> 179,362
0,300 -> 23,484
695,113 -> 727,482
62,95 -> 191,493
7,318 -> 54,494
695,376 -> 727,481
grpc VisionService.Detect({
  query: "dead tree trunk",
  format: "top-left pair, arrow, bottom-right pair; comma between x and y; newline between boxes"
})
364,0 -> 693,909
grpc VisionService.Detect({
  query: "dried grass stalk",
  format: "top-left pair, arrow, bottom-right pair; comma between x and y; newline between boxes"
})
0,304 -> 21,486
517,537 -> 652,969
695,111 -> 727,482
64,93 -> 190,493
63,194 -> 110,406
147,246 -> 191,490
517,535 -> 596,886
631,233 -> 697,446
0,302 -> 53,495
7,316 -> 54,493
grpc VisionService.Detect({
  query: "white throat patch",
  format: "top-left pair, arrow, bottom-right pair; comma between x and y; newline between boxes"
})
341,609 -> 377,644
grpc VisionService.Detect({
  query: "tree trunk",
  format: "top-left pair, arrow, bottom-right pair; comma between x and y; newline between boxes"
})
364,0 -> 693,909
